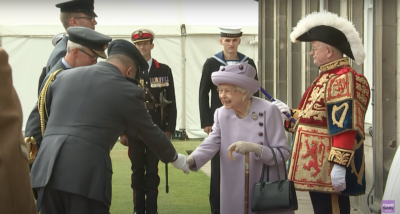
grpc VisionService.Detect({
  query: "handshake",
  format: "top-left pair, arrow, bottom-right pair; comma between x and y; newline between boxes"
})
170,154 -> 194,174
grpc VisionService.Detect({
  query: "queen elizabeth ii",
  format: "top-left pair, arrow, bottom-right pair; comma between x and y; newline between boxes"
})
187,61 -> 294,214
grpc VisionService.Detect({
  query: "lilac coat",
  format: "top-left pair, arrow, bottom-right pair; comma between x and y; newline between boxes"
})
191,97 -> 295,214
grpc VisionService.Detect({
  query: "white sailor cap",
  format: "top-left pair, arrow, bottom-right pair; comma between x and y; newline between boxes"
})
219,27 -> 243,37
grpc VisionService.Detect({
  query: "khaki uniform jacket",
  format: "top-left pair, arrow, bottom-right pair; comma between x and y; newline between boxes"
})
0,48 -> 36,214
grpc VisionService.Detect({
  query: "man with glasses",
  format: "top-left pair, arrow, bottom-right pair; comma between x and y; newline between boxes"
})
273,11 -> 370,214
38,26 -> 111,94
198,27 -> 259,214
38,0 -> 98,93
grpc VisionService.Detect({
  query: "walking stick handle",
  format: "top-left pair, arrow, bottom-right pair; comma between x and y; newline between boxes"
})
245,152 -> 249,214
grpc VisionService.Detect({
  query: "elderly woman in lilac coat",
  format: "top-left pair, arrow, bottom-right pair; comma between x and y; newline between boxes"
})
187,61 -> 294,214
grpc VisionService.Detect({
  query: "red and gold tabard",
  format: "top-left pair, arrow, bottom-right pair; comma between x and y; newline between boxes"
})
286,58 -> 370,195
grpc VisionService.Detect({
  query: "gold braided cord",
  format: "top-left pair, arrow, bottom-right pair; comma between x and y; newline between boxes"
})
38,69 -> 64,136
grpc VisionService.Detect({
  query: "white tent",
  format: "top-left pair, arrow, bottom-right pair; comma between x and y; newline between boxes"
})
0,0 -> 259,138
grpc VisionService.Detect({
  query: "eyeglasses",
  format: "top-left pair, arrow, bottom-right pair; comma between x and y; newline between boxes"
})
310,46 -> 327,54
216,88 -> 237,95
79,49 -> 98,60
74,16 -> 96,22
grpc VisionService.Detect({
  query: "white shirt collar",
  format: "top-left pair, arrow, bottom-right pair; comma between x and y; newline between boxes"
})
61,57 -> 72,69
147,58 -> 153,72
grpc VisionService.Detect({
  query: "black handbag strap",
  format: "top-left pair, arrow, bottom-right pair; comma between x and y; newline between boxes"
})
276,147 -> 288,180
259,147 -> 288,182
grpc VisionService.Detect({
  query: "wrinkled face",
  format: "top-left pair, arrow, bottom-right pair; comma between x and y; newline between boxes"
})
310,40 -> 331,67
71,12 -> 97,30
218,84 -> 244,109
134,40 -> 154,58
220,37 -> 241,54
74,46 -> 98,66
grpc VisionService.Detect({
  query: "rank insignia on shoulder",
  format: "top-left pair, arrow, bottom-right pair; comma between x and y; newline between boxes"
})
150,76 -> 169,88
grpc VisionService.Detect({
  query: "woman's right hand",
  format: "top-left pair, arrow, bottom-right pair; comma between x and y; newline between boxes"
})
228,141 -> 262,158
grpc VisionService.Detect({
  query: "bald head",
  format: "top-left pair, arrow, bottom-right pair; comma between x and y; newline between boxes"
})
106,54 -> 137,79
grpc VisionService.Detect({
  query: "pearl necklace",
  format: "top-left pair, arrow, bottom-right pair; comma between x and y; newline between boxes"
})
235,98 -> 252,119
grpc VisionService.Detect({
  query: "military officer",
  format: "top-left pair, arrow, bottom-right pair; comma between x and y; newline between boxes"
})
38,0 -> 98,93
25,39 -> 189,214
39,26 -> 112,94
273,11 -> 370,214
198,27 -> 259,214
124,28 -> 177,214
0,48 -> 36,214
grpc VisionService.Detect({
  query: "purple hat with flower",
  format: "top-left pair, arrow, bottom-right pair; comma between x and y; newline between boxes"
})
211,61 -> 260,94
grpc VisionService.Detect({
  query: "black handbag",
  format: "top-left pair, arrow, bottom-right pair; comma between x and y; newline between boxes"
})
251,146 -> 298,212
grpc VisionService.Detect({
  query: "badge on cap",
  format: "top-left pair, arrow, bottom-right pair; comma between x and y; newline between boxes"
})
139,31 -> 143,37
150,76 -> 169,88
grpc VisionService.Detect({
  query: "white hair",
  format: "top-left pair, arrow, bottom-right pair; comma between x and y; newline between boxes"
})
236,86 -> 251,99
66,40 -> 84,54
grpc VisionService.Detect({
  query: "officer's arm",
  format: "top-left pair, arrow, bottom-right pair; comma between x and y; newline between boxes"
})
125,89 -> 177,163
199,59 -> 213,128
24,104 -> 43,148
165,67 -> 177,133
249,59 -> 260,97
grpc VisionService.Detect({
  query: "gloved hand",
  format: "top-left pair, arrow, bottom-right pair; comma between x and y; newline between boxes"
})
330,164 -> 346,191
271,99 -> 291,120
171,154 -> 189,174
228,141 -> 262,156
187,155 -> 195,167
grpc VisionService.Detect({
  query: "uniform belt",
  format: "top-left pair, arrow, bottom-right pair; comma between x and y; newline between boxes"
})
145,102 -> 156,110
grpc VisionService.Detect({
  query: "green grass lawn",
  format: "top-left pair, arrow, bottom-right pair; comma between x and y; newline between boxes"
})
110,139 -> 211,214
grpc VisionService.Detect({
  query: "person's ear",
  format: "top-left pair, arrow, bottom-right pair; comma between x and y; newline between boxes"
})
220,38 -> 223,45
327,46 -> 333,58
72,48 -> 79,58
126,66 -> 133,77
69,18 -> 77,26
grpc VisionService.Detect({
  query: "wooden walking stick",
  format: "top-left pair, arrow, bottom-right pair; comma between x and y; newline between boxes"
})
228,149 -> 250,214
245,152 -> 250,214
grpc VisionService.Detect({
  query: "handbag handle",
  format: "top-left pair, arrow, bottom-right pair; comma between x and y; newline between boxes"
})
259,147 -> 288,182
259,146 -> 279,182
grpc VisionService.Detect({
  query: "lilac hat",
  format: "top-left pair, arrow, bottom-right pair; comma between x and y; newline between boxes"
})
211,61 -> 260,94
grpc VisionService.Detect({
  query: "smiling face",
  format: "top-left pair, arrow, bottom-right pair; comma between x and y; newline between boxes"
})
134,40 -> 154,59
217,84 -> 245,109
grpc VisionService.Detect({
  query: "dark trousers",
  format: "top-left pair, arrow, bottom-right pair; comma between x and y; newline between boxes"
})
209,151 -> 221,214
129,139 -> 160,213
40,187 -> 110,214
309,192 -> 350,214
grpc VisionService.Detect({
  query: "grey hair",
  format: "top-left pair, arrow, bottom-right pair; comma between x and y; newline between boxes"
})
66,41 -> 84,54
236,86 -> 251,99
